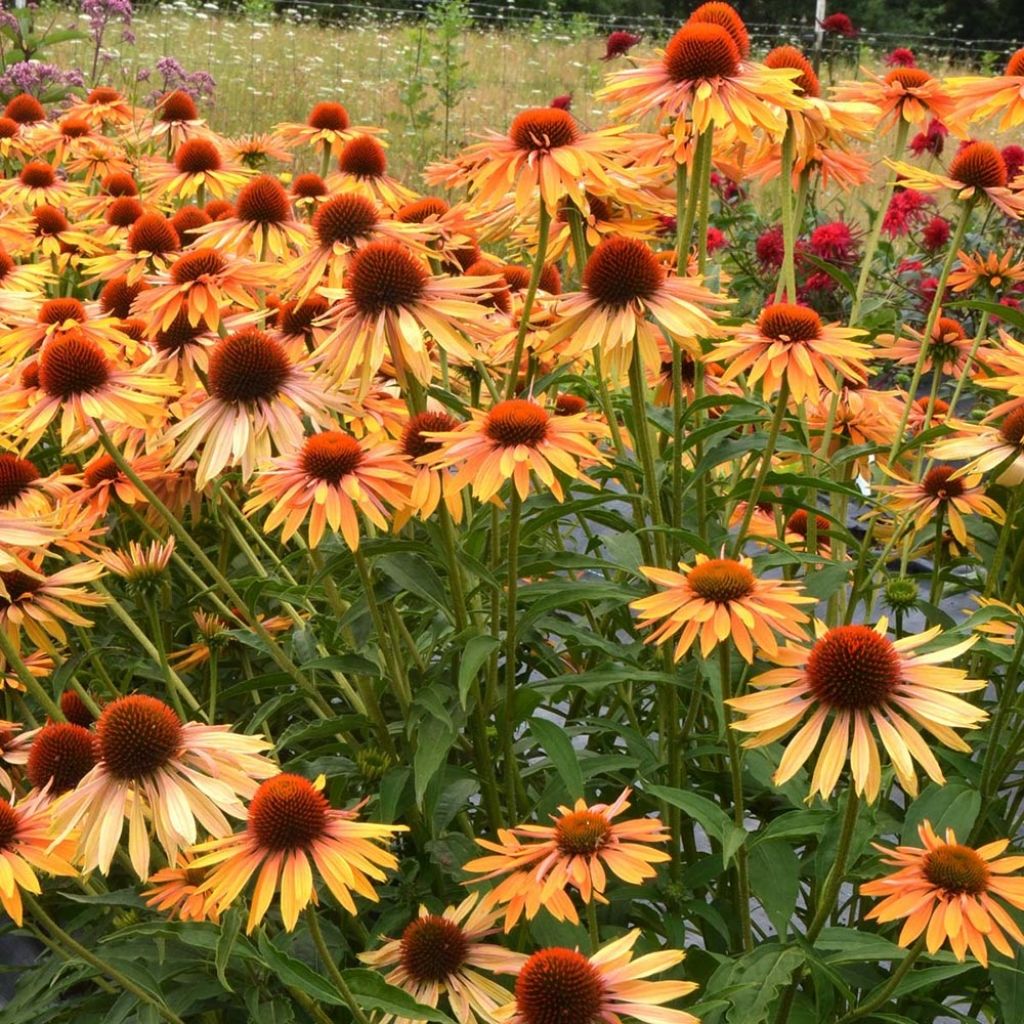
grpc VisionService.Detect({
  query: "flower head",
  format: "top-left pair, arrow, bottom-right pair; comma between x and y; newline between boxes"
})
601,30 -> 641,61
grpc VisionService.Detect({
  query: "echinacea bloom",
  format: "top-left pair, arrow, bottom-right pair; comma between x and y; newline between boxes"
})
192,772 -> 405,932
51,693 -> 277,879
330,134 -> 417,211
599,19 -> 803,150
862,821 -> 1024,966
25,721 -> 97,795
929,407 -> 1024,485
420,399 -> 608,503
874,316 -> 976,375
834,67 -> 957,132
0,453 -> 69,519
315,240 -> 494,394
542,236 -> 728,379
496,931 -> 698,1024
166,328 -> 345,486
887,142 -> 1024,220
0,648 -> 53,695
83,211 -> 181,285
144,90 -> 211,147
1,296 -> 131,367
709,302 -> 872,404
360,893 -> 526,1024
949,248 -> 1024,294
0,557 -> 106,648
631,554 -> 814,663
168,609 -> 293,673
93,537 -> 176,587
727,620 -> 986,801
434,107 -> 633,216
394,410 -> 465,527
143,852 -> 221,923
464,789 -> 669,929
244,430 -> 414,549
0,789 -> 78,924
146,137 -> 251,202
948,48 -> 1024,131
0,160 -> 81,209
274,101 -> 381,161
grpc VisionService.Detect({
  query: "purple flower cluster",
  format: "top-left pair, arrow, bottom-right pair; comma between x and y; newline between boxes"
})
0,60 -> 84,99
81,0 -> 133,43
142,55 -> 216,105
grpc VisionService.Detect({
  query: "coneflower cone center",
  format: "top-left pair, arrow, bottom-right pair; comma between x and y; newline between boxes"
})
40,298 -> 86,325
236,175 -> 292,224
509,109 -> 580,151
279,296 -> 329,337
484,400 -> 549,448
159,90 -> 198,122
0,454 -> 39,506
38,334 -> 111,398
688,559 -> 756,603
308,101 -> 349,130
300,432 -> 364,484
689,2 -> 751,58
516,948 -> 605,1024
208,330 -> 290,403
924,844 -> 990,895
348,242 -> 428,316
83,455 -> 121,487
397,197 -> 449,223
129,214 -> 180,254
806,625 -> 902,710
103,172 -> 138,197
155,313 -> 204,354
763,45 -> 820,97
664,23 -> 741,83
402,411 -> 457,459
172,249 -> 227,284
27,722 -> 97,793
884,67 -> 932,89
61,689 -> 95,727
97,695 -> 183,780
20,162 -> 55,188
248,773 -> 329,852
174,139 -> 222,174
922,465 -> 965,500
584,237 -> 663,308
339,136 -> 388,178
5,94 -> 44,123
33,206 -> 69,236
313,194 -> 378,247
758,303 -> 822,343
555,394 -> 587,416
106,197 -> 144,227
554,809 -> 611,855
399,916 -> 469,982
1000,407 -> 1024,447
0,801 -> 17,850
949,143 -> 1008,191
1007,48 -> 1024,76
0,570 -> 41,607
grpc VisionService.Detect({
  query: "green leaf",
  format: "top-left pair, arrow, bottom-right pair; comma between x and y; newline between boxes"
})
375,553 -> 450,617
257,933 -> 346,1007
800,253 -> 856,297
701,945 -> 804,1024
457,634 -> 499,707
749,841 -> 799,939
992,944 -> 1024,1021
530,716 -> 584,799
413,716 -> 456,805
902,782 -> 981,844
814,928 -> 907,964
339,969 -> 456,1023
645,784 -> 746,866
754,810 -> 831,844
215,906 -> 242,992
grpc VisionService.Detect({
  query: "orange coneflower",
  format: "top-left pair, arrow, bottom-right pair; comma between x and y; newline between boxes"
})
166,328 -> 345,486
83,211 -> 181,285
144,90 -> 212,148
0,241 -> 50,297
25,720 -> 97,795
225,131 -> 292,167
274,101 -> 382,162
132,248 -> 273,335
143,852 -> 221,923
73,447 -> 171,516
192,772 -> 405,932
875,316 -> 977,375
948,48 -> 1024,130
0,160 -> 81,209
94,537 -> 176,588
0,453 -> 70,519
887,142 -> 1024,220
709,302 -> 872,404
464,789 -> 669,929
244,430 -> 414,550
51,693 -> 277,879
929,407 -> 1024,485
631,554 -> 814,663
146,137 -> 251,202
314,241 -> 495,393
394,410 -> 465,527
268,294 -> 331,357
0,116 -> 33,162
949,249 -> 1024,293
598,19 -> 803,150
0,554 -> 106,648
432,107 -> 633,216
329,134 -> 417,211
541,236 -> 727,380
360,893 -> 526,1024
496,933 -> 699,1024
64,85 -> 135,128
0,789 -> 78,924
807,382 -> 903,466
862,821 -> 1024,966
727,620 -> 986,801
833,67 -> 958,133
0,331 -> 177,451
28,114 -> 108,166
168,609 -> 293,672
1,296 -> 130,366
876,465 -> 1004,548
0,649 -> 54,696
420,398 -> 608,504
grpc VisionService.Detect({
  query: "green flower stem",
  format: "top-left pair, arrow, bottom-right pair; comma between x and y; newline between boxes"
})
928,509 -> 946,607
730,380 -> 791,558
94,422 -> 336,720
674,161 -> 689,273
305,907 -> 373,1024
886,198 -> 975,466
941,311 -> 990,429
851,118 -> 911,323
775,122 -> 798,301
628,346 -> 669,568
217,487 -> 301,586
792,167 -> 812,237
25,893 -> 186,1024
501,489 -> 524,821
719,643 -> 752,952
835,935 -> 926,1023
586,898 -> 600,954
774,786 -> 860,1024
977,630 -> 1024,810
145,596 -> 187,719
505,202 -> 551,399
0,630 -> 63,720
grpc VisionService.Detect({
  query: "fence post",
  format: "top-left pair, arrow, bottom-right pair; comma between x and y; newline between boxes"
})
812,0 -> 826,72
